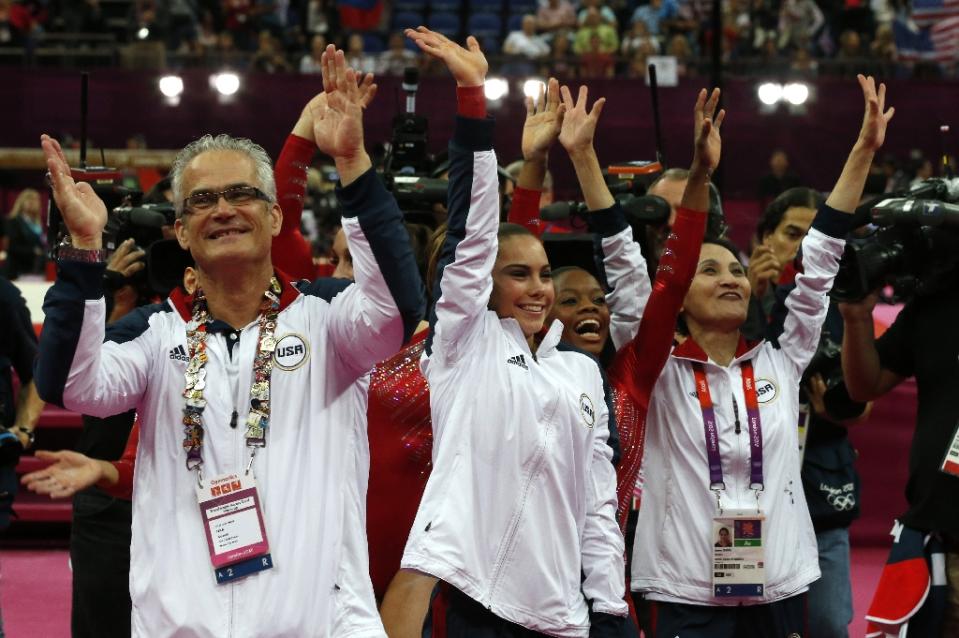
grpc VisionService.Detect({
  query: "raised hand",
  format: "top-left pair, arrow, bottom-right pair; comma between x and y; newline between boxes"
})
856,74 -> 894,152
522,78 -> 565,163
691,88 -> 725,175
747,244 -> 781,300
311,46 -> 373,161
558,85 -> 606,157
405,27 -> 487,87
21,450 -> 107,499
40,134 -> 108,249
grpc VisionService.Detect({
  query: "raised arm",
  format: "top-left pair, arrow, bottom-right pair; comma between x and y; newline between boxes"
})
405,28 -> 500,364
557,84 -> 651,350
779,75 -> 894,373
609,89 -> 722,408
274,77 -> 376,280
35,135 -> 154,416
508,78 -> 565,236
311,46 -> 424,373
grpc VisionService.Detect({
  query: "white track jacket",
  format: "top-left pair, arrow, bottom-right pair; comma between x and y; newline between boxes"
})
400,116 -> 627,636
35,168 -> 425,637
631,208 -> 852,604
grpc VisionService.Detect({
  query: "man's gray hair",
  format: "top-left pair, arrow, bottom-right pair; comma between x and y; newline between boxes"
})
170,134 -> 276,217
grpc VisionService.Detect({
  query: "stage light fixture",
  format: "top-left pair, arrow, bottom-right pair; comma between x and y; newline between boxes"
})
783,82 -> 810,106
757,82 -> 783,106
484,77 -> 509,101
523,79 -> 546,103
159,75 -> 184,98
212,72 -> 241,96
137,27 -> 149,40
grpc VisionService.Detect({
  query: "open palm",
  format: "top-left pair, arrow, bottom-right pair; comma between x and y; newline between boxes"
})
41,134 -> 108,243
856,74 -> 894,152
522,78 -> 564,162
21,450 -> 103,499
312,46 -> 372,159
405,27 -> 487,86
558,85 -> 606,155
692,88 -> 725,173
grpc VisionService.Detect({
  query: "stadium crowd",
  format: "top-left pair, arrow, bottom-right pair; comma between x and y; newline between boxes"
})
0,0 -> 955,78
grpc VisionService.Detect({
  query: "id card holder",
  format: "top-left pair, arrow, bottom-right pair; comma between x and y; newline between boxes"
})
712,509 -> 765,598
940,422 -> 959,478
196,472 -> 273,584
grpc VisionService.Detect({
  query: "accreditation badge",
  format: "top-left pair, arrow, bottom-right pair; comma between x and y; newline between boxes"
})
196,472 -> 274,584
712,509 -> 766,598
940,421 -> 959,478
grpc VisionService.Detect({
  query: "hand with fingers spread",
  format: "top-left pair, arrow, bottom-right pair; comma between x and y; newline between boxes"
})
312,45 -> 376,183
21,449 -> 117,499
297,70 -> 376,144
855,74 -> 895,152
405,27 -> 488,86
558,84 -> 607,157
522,78 -> 565,163
40,134 -> 108,249
691,87 -> 725,176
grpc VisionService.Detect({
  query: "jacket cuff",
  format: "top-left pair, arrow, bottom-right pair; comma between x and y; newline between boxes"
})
286,133 -> 318,162
453,115 -> 495,152
456,85 -> 486,118
587,202 -> 629,237
335,166 -> 388,219
56,261 -> 106,301
811,204 -> 853,239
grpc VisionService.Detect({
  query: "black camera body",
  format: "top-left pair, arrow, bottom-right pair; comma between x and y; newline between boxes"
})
832,178 -> 959,302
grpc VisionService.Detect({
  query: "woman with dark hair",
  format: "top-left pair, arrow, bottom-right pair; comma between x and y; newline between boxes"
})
626,75 -> 894,638
399,27 -> 628,636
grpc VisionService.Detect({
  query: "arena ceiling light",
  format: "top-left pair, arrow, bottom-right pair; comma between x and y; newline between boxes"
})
158,75 -> 184,99
211,72 -> 241,96
523,78 -> 546,103
783,82 -> 810,106
137,27 -> 149,40
757,82 -> 783,106
484,77 -> 509,102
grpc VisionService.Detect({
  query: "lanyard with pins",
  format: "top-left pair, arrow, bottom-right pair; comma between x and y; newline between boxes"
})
182,277 -> 282,485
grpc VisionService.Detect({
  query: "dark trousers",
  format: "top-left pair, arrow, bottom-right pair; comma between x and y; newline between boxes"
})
634,591 -> 807,638
446,587 -> 548,638
70,490 -> 132,638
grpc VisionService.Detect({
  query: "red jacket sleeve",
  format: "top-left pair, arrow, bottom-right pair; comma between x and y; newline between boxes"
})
272,133 -> 317,280
508,186 -> 544,237
609,207 -> 707,410
104,420 -> 139,501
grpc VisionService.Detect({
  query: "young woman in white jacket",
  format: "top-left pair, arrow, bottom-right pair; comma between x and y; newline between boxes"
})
400,27 -> 629,637
628,75 -> 895,637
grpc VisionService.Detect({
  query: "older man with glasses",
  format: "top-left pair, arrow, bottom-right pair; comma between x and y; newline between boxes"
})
33,46 -> 423,638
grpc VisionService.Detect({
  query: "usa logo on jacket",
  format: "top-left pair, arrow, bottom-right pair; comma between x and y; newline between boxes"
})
755,378 -> 778,404
273,334 -> 310,371
580,393 -> 595,428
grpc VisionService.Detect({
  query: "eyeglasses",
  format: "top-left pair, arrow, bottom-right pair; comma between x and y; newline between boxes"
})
182,185 -> 271,214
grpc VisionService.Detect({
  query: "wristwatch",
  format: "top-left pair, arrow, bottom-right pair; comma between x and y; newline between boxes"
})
55,244 -> 107,263
15,426 -> 35,448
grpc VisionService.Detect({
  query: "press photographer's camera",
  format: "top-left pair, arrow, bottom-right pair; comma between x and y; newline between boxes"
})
831,178 -> 959,302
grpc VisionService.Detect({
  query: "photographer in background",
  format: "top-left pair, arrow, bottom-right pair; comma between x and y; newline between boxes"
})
841,281 -> 959,635
768,282 -> 868,638
0,275 -> 45,637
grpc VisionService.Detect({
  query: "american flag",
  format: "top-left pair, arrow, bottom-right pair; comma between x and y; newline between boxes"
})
894,13 -> 959,64
911,0 -> 959,28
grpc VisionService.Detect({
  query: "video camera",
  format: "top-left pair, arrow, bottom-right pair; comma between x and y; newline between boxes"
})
382,67 -> 448,218
831,177 -> 959,302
